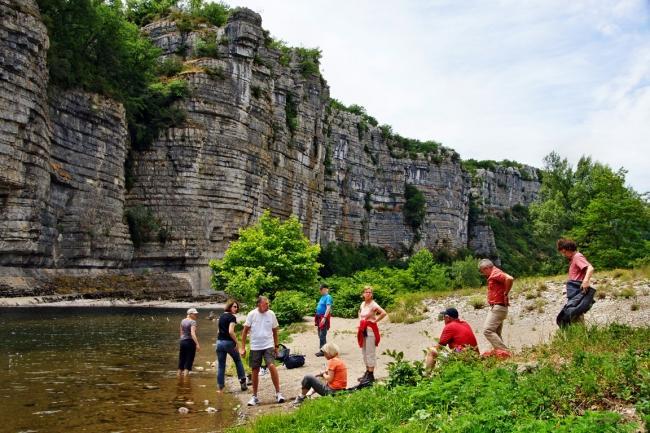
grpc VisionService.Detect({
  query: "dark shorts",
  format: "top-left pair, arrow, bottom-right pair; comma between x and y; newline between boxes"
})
249,347 -> 275,369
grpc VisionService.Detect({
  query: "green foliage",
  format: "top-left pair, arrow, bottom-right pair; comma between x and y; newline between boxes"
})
531,152 -> 650,269
285,93 -> 299,134
272,290 -> 311,325
318,242 -> 394,277
125,205 -> 167,247
129,79 -> 189,150
233,324 -> 650,433
195,32 -> 220,58
125,0 -> 230,27
295,47 -> 321,77
449,256 -> 482,288
156,56 -> 184,77
38,0 -> 191,151
407,249 -> 449,291
403,184 -> 426,232
384,349 -> 425,387
209,211 -> 321,305
488,204 -> 564,276
323,276 -> 395,318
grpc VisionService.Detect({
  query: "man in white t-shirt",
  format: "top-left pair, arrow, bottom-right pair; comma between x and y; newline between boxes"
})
240,296 -> 285,405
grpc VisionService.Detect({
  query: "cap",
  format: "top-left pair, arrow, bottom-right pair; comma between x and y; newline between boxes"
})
187,308 -> 199,315
439,307 -> 459,319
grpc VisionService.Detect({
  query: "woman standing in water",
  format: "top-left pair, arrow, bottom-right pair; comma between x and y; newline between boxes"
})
357,286 -> 387,384
178,308 -> 201,376
216,300 -> 247,392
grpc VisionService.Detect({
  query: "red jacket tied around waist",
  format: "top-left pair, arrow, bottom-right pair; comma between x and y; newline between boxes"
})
357,319 -> 380,348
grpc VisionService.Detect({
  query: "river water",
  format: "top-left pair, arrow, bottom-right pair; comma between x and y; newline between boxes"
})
0,307 -> 239,433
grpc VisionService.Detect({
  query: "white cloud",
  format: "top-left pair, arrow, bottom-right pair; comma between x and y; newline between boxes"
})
225,0 -> 650,192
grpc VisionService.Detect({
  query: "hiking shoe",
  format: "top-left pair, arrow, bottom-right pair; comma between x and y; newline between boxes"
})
247,396 -> 259,406
293,395 -> 305,406
240,378 -> 248,391
260,367 -> 268,377
315,351 -> 324,357
357,371 -> 369,382
276,392 -> 285,403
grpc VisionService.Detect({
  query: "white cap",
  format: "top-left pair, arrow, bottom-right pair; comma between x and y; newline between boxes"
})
187,308 -> 199,315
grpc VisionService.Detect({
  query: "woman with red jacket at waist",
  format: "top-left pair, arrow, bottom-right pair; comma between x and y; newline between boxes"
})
357,285 -> 387,384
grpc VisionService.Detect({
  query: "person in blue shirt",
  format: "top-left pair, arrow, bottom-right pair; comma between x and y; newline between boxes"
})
314,284 -> 333,357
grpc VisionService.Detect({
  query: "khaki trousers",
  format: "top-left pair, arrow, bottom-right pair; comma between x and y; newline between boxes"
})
483,305 -> 508,350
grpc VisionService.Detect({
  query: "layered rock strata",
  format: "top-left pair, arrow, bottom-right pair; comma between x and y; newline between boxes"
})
0,2 -> 541,295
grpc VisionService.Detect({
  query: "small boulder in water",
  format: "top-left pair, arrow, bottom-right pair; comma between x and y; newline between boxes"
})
178,407 -> 189,414
195,366 -> 204,372
206,407 -> 218,413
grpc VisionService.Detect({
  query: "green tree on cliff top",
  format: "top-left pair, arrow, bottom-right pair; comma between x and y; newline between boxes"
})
209,211 -> 321,304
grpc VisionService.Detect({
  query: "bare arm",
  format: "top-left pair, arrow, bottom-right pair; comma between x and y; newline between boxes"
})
320,304 -> 332,326
272,327 -> 279,357
323,369 -> 336,384
581,265 -> 595,290
228,322 -> 238,348
373,305 -> 387,323
190,325 -> 200,351
504,273 -> 514,305
240,326 -> 250,355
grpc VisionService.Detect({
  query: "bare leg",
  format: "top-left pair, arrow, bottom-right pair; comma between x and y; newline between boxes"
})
268,364 -> 281,393
251,367 -> 260,396
425,348 -> 438,373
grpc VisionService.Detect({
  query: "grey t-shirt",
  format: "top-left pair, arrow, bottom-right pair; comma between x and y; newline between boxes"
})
180,318 -> 197,340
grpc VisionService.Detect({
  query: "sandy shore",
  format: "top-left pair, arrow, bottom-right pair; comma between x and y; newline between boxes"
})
224,280 -> 650,420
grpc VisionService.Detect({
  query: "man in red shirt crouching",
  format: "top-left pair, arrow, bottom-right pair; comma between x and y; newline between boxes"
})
425,307 -> 478,373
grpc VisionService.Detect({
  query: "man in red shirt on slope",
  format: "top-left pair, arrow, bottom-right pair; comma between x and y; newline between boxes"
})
556,238 -> 595,325
479,259 -> 514,352
425,307 -> 478,373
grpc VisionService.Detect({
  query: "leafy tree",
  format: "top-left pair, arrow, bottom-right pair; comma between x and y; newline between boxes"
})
530,152 -> 650,269
209,211 -> 321,304
407,249 -> 449,291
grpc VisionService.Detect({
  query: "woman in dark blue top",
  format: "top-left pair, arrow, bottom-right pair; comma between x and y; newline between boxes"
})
216,300 -> 247,392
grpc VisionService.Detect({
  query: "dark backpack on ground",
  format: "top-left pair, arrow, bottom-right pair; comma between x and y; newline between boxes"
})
275,344 -> 290,362
283,353 -> 305,369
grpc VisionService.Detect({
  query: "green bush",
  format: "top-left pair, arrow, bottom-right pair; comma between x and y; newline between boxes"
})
318,242 -> 396,277
156,56 -> 184,77
295,47 -> 321,77
209,211 -> 321,304
324,276 -> 395,318
384,349 -> 425,388
195,33 -> 220,58
407,249 -> 448,291
272,290 -> 311,325
125,205 -> 161,247
403,184 -> 426,233
449,256 -> 482,288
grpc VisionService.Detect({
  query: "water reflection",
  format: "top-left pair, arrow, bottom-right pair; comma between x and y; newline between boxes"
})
0,307 -> 237,433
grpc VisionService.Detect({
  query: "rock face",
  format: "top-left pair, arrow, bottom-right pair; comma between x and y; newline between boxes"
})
0,2 -> 540,295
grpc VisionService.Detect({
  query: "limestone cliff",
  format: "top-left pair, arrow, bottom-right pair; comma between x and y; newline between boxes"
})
0,2 -> 540,295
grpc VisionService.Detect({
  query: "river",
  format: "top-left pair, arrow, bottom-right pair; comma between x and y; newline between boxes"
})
0,307 -> 239,433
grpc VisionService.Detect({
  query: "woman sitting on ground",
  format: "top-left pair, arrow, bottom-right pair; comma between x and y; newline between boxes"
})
293,342 -> 347,404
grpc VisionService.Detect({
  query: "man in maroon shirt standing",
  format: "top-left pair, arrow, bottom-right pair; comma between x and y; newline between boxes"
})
425,307 -> 477,373
479,259 -> 514,352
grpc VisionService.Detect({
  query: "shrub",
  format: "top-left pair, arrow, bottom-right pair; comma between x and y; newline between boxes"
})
295,47 -> 321,77
318,242 -> 394,277
384,349 -> 425,387
407,249 -> 449,291
191,1 -> 230,27
156,56 -> 184,77
403,184 -> 426,233
449,256 -> 482,289
324,277 -> 395,318
209,211 -> 321,304
125,205 -> 160,247
469,295 -> 486,309
272,290 -> 311,325
195,33 -> 220,58
285,93 -> 299,133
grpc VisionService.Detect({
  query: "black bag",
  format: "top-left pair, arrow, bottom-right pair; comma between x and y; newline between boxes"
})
283,354 -> 305,369
275,344 -> 290,362
556,280 -> 596,328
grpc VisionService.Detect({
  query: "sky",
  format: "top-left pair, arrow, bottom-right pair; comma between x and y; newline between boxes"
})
226,0 -> 650,193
